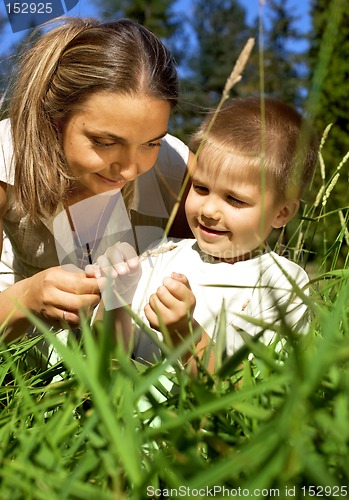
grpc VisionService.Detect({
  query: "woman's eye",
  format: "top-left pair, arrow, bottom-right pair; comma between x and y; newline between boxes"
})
144,142 -> 161,149
92,139 -> 116,148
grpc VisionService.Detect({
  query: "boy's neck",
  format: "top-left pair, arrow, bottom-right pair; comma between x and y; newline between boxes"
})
212,247 -> 267,265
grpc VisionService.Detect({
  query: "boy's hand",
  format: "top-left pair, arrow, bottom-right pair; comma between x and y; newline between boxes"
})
85,242 -> 141,309
144,272 -> 196,344
145,273 -> 216,374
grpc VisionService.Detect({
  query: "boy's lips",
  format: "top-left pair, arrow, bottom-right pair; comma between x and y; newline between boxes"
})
198,223 -> 229,237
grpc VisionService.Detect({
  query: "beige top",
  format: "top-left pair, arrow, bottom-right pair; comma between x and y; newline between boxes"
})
0,118 -> 189,289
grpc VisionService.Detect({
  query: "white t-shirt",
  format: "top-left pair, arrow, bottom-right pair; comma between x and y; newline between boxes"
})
0,118 -> 189,289
132,239 -> 310,362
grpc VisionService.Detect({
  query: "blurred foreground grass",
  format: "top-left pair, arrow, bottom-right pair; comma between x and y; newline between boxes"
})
0,232 -> 348,498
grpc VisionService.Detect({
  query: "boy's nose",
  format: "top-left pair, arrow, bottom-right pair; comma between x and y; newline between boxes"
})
201,198 -> 221,220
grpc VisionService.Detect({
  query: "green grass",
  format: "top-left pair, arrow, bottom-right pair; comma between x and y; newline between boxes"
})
0,216 -> 348,498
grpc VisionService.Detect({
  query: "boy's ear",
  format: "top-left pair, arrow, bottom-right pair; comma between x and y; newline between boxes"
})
272,199 -> 300,229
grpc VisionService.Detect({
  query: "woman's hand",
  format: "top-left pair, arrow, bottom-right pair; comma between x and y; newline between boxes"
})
23,265 -> 101,326
85,242 -> 141,310
144,272 -> 196,344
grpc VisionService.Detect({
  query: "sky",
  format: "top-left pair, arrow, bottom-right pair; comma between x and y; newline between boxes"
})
0,0 -> 311,56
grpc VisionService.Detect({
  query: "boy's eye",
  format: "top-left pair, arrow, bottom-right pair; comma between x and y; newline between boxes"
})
193,184 -> 208,194
227,195 -> 245,208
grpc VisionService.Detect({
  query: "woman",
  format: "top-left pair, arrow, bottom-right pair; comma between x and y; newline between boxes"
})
0,17 -> 192,342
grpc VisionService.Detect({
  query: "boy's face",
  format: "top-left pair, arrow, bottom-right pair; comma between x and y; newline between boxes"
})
185,157 -> 289,262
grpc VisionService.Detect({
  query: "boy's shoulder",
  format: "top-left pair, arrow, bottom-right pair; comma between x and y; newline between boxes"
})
258,251 -> 309,287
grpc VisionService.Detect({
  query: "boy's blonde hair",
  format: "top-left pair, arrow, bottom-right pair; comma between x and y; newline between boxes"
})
190,97 -> 318,200
8,17 -> 178,221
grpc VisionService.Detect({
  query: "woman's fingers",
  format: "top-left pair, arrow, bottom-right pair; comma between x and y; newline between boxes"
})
25,266 -> 102,326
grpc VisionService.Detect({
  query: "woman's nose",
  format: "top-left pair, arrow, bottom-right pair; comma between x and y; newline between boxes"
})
111,149 -> 138,181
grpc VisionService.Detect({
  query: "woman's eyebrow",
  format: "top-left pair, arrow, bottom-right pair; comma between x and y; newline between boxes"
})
91,130 -> 169,143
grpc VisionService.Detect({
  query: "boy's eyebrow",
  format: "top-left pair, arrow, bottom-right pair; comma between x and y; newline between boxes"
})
226,187 -> 256,203
191,175 -> 206,183
90,130 -> 169,143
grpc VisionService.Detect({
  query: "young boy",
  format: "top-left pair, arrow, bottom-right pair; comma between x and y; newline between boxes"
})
128,96 -> 318,370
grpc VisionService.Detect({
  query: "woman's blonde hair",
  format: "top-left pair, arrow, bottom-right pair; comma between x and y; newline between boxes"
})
190,96 -> 318,200
9,17 -> 179,221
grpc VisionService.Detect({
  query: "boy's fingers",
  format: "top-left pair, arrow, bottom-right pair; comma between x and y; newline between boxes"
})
170,272 -> 191,288
162,277 -> 193,303
151,285 -> 178,310
95,243 -> 140,277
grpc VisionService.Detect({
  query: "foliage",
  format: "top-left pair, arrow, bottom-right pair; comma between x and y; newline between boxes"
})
0,259 -> 348,498
189,0 -> 250,101
170,0 -> 252,141
173,0 -> 310,141
307,0 -> 349,168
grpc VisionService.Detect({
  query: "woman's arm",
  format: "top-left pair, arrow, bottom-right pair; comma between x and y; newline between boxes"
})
0,181 -> 7,257
0,182 -> 32,341
0,182 -> 103,343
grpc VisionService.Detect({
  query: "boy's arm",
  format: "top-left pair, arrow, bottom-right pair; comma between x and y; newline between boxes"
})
144,272 -> 216,374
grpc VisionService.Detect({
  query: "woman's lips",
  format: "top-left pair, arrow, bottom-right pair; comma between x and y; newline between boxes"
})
95,173 -> 126,187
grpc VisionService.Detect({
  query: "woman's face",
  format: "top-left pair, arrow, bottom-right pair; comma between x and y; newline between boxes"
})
62,92 -> 171,198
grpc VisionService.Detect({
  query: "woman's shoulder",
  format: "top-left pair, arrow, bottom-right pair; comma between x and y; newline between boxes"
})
0,118 -> 11,134
157,134 -> 189,173
161,133 -> 189,155
0,118 -> 14,185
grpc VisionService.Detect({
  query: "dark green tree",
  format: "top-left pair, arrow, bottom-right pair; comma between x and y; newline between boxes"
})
172,0 -> 253,141
98,0 -> 186,65
0,13 -> 10,102
305,0 -> 348,268
190,0 -> 250,103
262,0 -> 307,106
177,0 -> 308,140
307,0 -> 349,168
